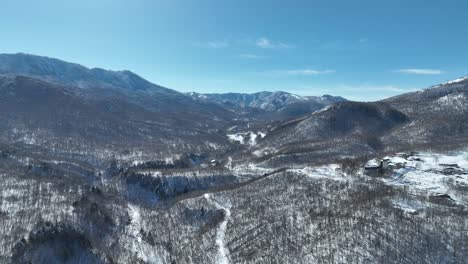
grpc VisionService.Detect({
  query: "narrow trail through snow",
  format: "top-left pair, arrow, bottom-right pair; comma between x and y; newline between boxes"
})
204,193 -> 231,264
126,204 -> 164,264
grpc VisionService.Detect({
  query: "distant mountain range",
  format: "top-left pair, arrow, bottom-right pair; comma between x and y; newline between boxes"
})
187,91 -> 346,112
0,52 -> 467,166
0,53 -> 346,163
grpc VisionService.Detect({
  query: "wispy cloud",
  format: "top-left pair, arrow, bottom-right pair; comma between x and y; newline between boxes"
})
286,69 -> 335,75
238,54 -> 268,59
269,69 -> 335,76
255,37 -> 293,49
259,69 -> 335,78
195,37 -> 293,50
194,40 -> 229,49
396,68 -> 444,75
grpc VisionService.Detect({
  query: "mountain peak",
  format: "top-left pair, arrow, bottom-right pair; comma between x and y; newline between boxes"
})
0,53 -> 170,93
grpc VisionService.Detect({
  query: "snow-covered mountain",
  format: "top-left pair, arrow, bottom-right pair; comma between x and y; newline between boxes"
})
1,54 -> 468,264
250,101 -> 409,165
247,77 -> 468,166
188,91 -> 346,112
0,54 -> 242,163
0,53 -> 173,94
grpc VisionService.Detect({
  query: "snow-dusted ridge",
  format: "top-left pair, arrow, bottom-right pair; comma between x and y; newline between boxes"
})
431,76 -> 468,88
442,76 -> 468,86
187,91 -> 346,112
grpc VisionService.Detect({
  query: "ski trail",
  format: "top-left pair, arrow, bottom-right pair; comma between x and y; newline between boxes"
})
204,193 -> 231,264
127,204 -> 164,264
128,204 -> 142,242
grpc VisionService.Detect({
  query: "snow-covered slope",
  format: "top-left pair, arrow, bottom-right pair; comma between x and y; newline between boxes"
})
250,101 -> 409,165
0,53 -> 173,94
1,54 -> 468,263
434,76 -> 468,87
378,151 -> 468,202
188,91 -> 346,112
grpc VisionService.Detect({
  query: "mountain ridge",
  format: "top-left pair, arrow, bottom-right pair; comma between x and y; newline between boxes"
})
0,53 -> 172,94
246,77 -> 468,166
1,52 -> 467,166
187,90 -> 346,112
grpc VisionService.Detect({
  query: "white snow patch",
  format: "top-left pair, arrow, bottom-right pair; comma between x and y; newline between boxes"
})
231,163 -> 275,176
248,133 -> 258,146
208,142 -> 221,150
142,171 -> 163,177
433,93 -> 467,111
131,160 -> 145,166
290,164 -> 345,180
252,147 -> 278,157
382,151 -> 468,201
393,201 -> 424,214
127,204 -> 142,242
432,77 -> 468,88
227,131 -> 262,146
312,104 -> 333,115
125,204 -> 165,264
365,159 -> 381,168
227,133 -> 245,143
291,94 -> 306,100
442,76 -> 468,85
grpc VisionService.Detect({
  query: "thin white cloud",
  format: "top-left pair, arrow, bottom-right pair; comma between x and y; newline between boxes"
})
286,69 -> 335,76
255,37 -> 293,49
238,54 -> 268,59
194,40 -> 229,48
396,69 -> 444,75
195,37 -> 293,50
260,68 -> 336,77
207,40 -> 229,48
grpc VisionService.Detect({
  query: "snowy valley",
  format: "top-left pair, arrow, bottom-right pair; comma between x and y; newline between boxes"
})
0,54 -> 468,263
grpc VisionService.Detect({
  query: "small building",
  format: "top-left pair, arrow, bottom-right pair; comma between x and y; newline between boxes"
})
408,156 -> 422,161
364,158 -> 390,177
429,193 -> 455,205
438,163 -> 466,175
439,163 -> 459,168
209,159 -> 220,166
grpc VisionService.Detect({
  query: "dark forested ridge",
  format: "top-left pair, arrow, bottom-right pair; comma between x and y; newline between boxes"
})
1,53 -> 467,263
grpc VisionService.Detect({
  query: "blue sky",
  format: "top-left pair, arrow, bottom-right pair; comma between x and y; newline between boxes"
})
1,0 -> 468,100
